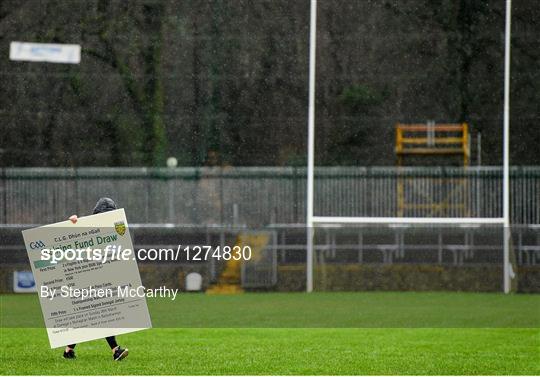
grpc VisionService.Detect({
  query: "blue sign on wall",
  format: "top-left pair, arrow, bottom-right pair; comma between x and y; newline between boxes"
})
13,271 -> 36,292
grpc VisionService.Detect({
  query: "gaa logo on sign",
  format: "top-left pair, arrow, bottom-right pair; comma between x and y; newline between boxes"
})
29,240 -> 46,249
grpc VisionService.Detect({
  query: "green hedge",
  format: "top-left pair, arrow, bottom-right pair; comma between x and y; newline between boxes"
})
277,264 -> 540,293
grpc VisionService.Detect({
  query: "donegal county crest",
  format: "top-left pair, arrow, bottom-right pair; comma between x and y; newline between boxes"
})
114,221 -> 126,236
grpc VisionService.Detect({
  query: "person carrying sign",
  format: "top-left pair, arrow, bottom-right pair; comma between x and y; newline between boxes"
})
62,197 -> 129,361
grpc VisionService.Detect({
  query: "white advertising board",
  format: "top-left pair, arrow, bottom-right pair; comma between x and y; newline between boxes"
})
10,41 -> 81,64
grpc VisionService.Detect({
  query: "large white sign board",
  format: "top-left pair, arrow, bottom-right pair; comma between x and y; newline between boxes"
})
22,209 -> 151,348
10,41 -> 81,64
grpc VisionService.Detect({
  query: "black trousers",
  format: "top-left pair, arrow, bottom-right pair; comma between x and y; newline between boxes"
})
68,336 -> 117,350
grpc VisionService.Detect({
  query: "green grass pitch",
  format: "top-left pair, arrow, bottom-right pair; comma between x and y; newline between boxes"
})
1,292 -> 539,375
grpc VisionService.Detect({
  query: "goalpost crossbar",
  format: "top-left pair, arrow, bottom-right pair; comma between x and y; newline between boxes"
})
311,216 -> 506,225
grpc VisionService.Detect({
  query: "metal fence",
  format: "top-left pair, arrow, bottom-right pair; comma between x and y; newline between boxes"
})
1,166 -> 539,225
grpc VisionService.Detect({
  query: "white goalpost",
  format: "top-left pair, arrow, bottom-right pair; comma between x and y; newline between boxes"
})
305,0 -> 513,293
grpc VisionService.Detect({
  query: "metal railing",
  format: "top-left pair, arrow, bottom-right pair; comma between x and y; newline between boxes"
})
1,166 -> 539,225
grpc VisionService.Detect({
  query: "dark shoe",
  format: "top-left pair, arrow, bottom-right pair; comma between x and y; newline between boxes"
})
63,349 -> 76,359
113,346 -> 128,361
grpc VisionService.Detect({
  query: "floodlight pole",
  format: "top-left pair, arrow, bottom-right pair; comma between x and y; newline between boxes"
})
503,0 -> 512,294
306,0 -> 317,293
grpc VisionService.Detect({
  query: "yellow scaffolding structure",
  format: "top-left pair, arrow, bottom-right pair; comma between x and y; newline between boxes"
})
395,122 -> 470,217
206,232 -> 270,294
